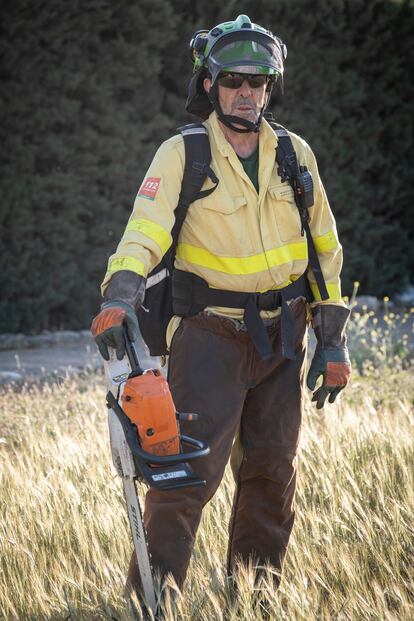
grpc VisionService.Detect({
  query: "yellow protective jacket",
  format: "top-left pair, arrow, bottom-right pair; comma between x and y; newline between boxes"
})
101,111 -> 344,338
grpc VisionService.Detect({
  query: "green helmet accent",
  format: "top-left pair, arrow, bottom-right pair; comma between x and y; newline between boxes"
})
189,14 -> 287,85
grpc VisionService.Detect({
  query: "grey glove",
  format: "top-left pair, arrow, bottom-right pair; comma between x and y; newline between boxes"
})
91,271 -> 146,360
103,270 -> 146,308
307,305 -> 352,409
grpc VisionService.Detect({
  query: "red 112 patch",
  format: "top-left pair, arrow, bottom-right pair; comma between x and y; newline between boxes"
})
138,177 -> 161,200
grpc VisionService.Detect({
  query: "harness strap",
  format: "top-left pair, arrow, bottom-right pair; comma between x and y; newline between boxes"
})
272,125 -> 329,301
138,124 -> 219,357
172,270 -> 313,360
169,124 -> 219,268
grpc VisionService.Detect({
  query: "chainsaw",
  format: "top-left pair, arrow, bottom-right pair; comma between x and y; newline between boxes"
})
104,328 -> 209,615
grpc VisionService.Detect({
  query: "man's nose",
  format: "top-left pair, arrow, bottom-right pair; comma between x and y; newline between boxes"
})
239,79 -> 252,96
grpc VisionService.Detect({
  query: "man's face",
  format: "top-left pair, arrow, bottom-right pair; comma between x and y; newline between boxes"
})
204,73 -> 268,125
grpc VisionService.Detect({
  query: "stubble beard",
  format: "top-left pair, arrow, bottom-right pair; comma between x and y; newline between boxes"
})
230,97 -> 260,123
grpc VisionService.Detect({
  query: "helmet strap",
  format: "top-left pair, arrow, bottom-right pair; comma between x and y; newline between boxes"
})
217,111 -> 257,133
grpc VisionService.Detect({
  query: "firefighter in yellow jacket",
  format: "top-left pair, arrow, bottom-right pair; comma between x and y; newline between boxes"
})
92,14 -> 351,597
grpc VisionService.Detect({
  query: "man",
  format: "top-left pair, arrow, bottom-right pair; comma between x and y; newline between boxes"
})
92,14 -> 351,599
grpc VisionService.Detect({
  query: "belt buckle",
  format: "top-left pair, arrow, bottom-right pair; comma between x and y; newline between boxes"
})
257,290 -> 279,311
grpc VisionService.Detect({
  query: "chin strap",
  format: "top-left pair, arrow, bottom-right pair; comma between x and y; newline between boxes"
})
216,110 -> 259,133
209,82 -> 273,133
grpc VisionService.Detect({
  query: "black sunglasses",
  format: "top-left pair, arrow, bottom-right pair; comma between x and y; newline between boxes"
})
216,72 -> 269,89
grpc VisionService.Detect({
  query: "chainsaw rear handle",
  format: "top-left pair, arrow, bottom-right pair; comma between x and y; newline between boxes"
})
106,391 -> 210,465
123,325 -> 144,375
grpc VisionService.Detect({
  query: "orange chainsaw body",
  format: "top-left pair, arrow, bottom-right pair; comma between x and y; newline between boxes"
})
121,369 -> 180,456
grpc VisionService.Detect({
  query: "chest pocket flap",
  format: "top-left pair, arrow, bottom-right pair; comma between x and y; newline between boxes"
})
200,192 -> 247,214
269,183 -> 295,202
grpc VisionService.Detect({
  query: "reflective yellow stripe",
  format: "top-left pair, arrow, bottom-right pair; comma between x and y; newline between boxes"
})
176,241 -> 307,275
313,230 -> 338,253
310,282 -> 341,301
126,219 -> 172,255
108,257 -> 146,276
265,242 -> 308,267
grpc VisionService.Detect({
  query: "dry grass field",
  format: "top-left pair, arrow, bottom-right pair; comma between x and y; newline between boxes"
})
1,311 -> 413,620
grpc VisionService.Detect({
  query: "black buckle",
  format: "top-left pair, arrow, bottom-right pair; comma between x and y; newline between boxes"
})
256,290 -> 280,311
192,160 -> 206,174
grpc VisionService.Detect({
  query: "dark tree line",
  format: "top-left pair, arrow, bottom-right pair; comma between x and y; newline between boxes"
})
1,0 -> 413,333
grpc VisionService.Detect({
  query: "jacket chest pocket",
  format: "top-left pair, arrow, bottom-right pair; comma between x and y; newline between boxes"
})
269,183 -> 302,243
193,192 -> 249,250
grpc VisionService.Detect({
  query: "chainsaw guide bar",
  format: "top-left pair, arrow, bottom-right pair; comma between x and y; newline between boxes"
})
104,330 -> 210,616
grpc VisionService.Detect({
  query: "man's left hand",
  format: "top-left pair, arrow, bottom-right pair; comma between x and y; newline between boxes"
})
307,304 -> 352,409
306,345 -> 351,409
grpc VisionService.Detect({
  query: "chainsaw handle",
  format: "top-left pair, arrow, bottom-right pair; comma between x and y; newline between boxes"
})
180,434 -> 209,456
123,325 -> 144,375
131,433 -> 209,465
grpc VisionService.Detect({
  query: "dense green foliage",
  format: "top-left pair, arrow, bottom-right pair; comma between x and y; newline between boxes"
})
1,0 -> 413,333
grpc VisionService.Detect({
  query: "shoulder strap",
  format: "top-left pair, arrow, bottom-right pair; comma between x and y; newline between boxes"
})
270,121 -> 329,301
171,123 -> 219,249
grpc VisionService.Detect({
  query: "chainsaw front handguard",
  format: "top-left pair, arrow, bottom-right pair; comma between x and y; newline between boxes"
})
106,391 -> 209,491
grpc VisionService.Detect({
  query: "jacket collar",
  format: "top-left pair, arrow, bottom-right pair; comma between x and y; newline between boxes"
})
204,111 -> 278,159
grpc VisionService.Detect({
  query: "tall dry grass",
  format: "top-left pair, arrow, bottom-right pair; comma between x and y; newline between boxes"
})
1,359 -> 413,619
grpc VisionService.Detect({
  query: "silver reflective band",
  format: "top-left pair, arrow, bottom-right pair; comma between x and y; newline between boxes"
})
146,268 -> 169,289
152,470 -> 187,481
180,128 -> 208,136
275,128 -> 289,137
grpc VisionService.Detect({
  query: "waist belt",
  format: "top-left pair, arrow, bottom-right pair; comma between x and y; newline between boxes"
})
172,270 -> 313,360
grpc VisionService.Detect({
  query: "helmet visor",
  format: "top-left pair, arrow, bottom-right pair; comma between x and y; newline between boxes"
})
207,31 -> 284,84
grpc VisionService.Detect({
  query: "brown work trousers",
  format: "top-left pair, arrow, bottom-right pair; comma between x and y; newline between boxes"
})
127,300 -> 307,592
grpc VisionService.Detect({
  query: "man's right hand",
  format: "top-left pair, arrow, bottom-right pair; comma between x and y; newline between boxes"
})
91,299 -> 140,361
91,270 -> 146,360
